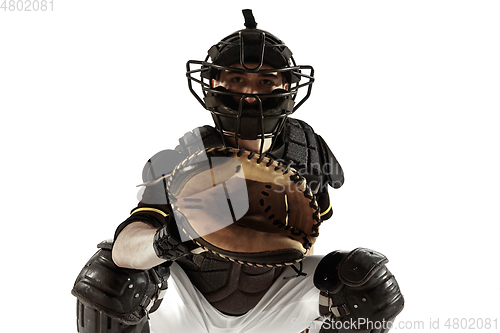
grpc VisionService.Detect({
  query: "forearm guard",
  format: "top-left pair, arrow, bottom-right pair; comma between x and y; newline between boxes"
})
313,248 -> 404,332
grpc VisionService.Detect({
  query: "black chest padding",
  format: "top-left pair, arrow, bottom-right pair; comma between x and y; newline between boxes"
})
282,118 -> 321,181
176,253 -> 283,316
282,118 -> 344,191
175,125 -> 224,157
173,119 -> 344,192
163,119 -> 342,313
142,126 -> 224,183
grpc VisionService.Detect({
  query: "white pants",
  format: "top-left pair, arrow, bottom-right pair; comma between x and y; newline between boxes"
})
150,255 -> 325,333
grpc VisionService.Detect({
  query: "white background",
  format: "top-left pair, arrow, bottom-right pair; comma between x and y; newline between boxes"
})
1,1 -> 499,332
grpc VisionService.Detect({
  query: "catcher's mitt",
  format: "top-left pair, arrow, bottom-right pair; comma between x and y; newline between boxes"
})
161,147 -> 321,267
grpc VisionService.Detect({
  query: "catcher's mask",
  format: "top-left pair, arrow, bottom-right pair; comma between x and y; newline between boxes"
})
186,9 -> 315,153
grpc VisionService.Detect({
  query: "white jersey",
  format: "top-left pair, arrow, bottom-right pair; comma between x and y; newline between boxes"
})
150,255 -> 325,333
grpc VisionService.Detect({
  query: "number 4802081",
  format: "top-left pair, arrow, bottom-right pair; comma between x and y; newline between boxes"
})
444,318 -> 498,330
1,0 -> 54,11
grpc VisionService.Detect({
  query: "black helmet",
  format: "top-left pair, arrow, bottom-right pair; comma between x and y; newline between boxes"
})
186,9 -> 314,152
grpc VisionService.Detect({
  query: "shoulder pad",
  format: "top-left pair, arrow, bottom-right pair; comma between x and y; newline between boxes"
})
282,118 -> 344,189
316,134 -> 344,188
142,149 -> 184,183
142,126 -> 224,183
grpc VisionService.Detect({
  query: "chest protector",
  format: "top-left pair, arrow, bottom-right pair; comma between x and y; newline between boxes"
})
173,118 -> 344,316
281,118 -> 344,192
175,118 -> 344,193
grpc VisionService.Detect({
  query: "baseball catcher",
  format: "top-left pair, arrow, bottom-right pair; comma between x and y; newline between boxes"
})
72,9 -> 404,333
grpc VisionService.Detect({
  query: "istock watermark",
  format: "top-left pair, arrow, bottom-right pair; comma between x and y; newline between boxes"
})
291,317 -> 499,331
291,318 -> 398,331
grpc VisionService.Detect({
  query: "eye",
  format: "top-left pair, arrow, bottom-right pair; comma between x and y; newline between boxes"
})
261,79 -> 278,86
231,76 -> 244,83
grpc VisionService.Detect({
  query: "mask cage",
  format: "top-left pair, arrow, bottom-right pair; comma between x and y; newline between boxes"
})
187,61 -> 314,154
185,20 -> 314,154
187,61 -> 314,112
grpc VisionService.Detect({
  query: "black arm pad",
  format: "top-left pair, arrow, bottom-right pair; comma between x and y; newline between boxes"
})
313,248 -> 404,330
72,241 -> 170,326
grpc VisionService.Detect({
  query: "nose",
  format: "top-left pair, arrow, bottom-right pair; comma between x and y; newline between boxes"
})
244,96 -> 258,105
242,84 -> 259,105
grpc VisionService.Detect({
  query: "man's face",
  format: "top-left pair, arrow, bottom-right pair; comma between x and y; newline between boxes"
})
212,64 -> 289,106
210,64 -> 289,153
